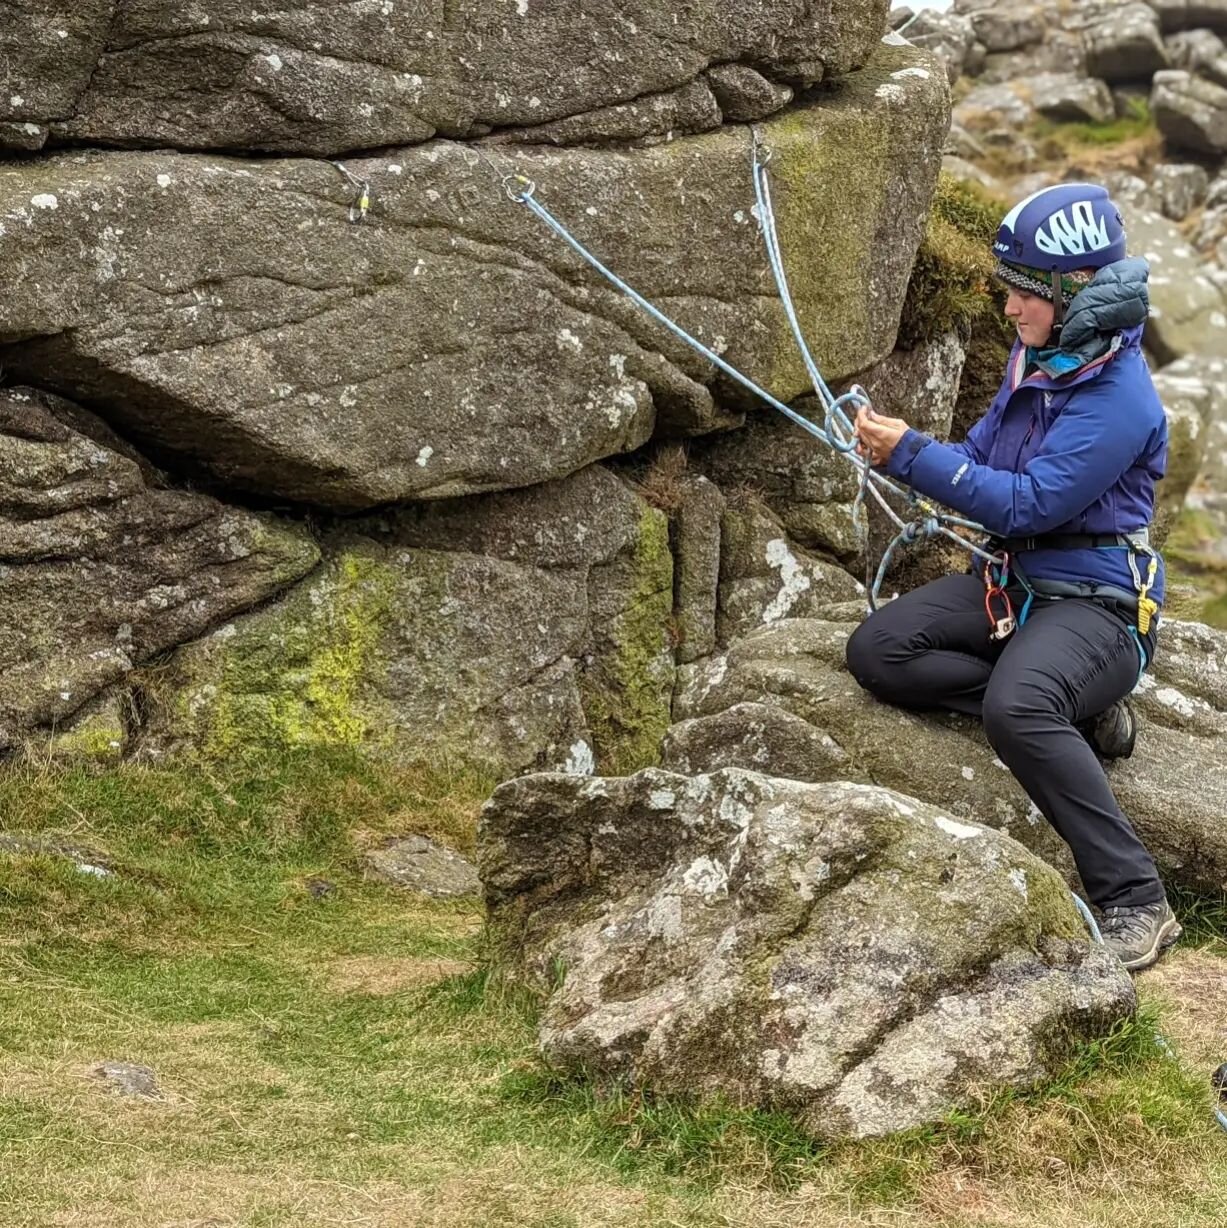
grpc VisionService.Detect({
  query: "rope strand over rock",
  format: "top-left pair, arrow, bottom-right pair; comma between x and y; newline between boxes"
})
503,142 -> 1004,610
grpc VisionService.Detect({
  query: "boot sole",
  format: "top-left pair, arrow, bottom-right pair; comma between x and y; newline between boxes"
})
1120,916 -> 1183,972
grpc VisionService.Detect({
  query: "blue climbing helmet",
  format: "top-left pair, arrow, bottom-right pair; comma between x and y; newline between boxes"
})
992,183 -> 1127,332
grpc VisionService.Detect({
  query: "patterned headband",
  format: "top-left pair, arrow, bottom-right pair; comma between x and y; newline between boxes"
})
993,260 -> 1096,302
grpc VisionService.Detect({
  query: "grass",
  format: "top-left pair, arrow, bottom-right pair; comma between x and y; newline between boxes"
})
0,751 -> 1222,1226
1031,98 -> 1159,153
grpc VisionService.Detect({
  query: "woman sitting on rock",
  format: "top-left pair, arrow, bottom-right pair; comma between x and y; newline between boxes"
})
847,182 -> 1179,972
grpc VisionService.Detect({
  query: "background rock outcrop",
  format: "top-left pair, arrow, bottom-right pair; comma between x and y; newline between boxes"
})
4,2 -> 892,153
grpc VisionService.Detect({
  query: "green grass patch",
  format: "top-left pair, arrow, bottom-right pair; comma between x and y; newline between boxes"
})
0,753 -> 1222,1226
1169,889 -> 1227,949
1031,97 -> 1157,152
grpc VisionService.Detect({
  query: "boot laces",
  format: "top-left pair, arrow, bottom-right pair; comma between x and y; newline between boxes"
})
1101,903 -> 1160,944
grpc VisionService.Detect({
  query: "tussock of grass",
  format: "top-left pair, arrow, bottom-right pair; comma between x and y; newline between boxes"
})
898,173 -> 1011,353
1032,98 -> 1158,152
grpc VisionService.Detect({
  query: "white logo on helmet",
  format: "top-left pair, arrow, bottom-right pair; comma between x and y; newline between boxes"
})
1034,201 -> 1110,256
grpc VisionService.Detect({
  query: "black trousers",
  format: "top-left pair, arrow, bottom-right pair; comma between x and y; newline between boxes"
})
845,573 -> 1164,909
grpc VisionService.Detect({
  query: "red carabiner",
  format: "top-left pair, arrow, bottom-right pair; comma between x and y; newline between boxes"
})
984,553 -> 1016,641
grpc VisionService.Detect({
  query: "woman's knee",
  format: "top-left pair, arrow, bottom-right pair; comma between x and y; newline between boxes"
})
981,680 -> 1057,753
846,616 -> 904,698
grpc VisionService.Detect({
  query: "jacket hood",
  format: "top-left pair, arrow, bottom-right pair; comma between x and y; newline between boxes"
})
1057,257 -> 1150,359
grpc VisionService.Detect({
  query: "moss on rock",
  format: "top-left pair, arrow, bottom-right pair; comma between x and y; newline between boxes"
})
155,546 -> 398,762
581,507 -> 675,776
897,173 -> 1015,441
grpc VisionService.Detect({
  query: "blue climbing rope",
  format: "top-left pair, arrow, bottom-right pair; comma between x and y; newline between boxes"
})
747,136 -> 1003,599
504,153 -> 1003,611
1071,893 -> 1104,945
506,175 -> 838,452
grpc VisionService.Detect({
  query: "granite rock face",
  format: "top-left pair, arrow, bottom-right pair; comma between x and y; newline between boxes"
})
479,766 -> 1135,1141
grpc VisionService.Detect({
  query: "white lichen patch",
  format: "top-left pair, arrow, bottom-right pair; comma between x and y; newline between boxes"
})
30,193 -> 58,210
761,539 -> 811,623
934,815 -> 981,840
564,739 -> 595,775
1152,687 -> 1197,718
682,856 -> 729,899
1009,868 -> 1028,899
415,445 -> 434,467
647,789 -> 676,811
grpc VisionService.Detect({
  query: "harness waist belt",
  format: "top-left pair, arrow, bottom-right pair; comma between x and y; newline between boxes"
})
1022,578 -> 1141,610
993,531 -> 1146,552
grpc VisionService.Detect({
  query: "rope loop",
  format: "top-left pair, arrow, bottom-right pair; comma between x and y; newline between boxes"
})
503,174 -> 536,203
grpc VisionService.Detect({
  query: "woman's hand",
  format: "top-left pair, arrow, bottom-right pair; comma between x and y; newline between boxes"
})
855,406 -> 909,466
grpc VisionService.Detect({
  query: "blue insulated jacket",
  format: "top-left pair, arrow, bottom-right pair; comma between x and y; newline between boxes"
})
885,264 -> 1167,603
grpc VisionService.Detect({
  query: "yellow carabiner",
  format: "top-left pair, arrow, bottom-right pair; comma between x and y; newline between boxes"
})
1136,555 -> 1159,636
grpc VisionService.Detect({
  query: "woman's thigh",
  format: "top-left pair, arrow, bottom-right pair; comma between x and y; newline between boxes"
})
984,598 -> 1140,723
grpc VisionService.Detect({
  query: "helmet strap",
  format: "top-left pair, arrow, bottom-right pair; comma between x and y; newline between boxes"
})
1050,265 -> 1065,342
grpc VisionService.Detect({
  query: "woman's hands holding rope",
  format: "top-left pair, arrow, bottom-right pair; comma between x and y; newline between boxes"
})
855,405 -> 910,467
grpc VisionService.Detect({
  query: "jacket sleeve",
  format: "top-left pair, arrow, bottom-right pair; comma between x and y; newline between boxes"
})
884,382 -> 1151,537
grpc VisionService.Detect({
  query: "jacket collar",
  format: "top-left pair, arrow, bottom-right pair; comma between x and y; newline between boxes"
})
1006,324 -> 1142,393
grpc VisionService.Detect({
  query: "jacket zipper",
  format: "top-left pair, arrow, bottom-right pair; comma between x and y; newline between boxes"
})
1015,414 -> 1036,471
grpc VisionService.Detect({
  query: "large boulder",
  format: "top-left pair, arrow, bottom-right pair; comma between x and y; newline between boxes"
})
136,465 -> 673,776
478,766 -> 1135,1141
955,3 -> 1047,54
1153,162 -> 1211,219
663,616 -> 1227,897
979,33 -> 1088,83
901,9 -> 979,84
954,82 -> 1037,132
1029,73 -> 1118,124
1082,3 -> 1170,82
1150,1 -> 1227,35
0,387 -> 318,751
1152,69 -> 1227,153
0,41 -> 949,510
6,1 -> 891,154
1164,26 -> 1227,71
716,498 -> 864,644
1126,209 -> 1227,364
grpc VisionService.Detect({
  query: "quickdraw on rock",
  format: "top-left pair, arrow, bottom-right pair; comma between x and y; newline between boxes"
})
332,161 -> 371,223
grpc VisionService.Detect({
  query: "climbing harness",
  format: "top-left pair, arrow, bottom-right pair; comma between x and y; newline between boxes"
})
502,138 -> 1003,612
332,161 -> 371,223
990,529 -> 1161,650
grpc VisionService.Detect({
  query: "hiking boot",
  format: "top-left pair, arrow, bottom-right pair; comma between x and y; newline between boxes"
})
1083,698 -> 1137,760
1100,898 -> 1182,971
